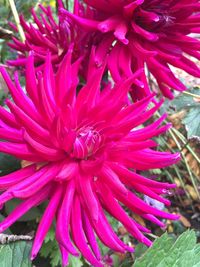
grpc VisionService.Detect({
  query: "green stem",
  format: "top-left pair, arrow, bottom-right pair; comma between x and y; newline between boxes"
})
169,129 -> 200,200
164,169 -> 185,204
173,166 -> 190,199
8,0 -> 25,42
159,137 -> 190,200
183,91 -> 200,99
172,128 -> 200,164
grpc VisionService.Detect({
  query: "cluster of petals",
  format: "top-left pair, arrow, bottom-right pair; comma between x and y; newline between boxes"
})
63,0 -> 200,100
0,47 -> 180,266
7,2 -> 80,69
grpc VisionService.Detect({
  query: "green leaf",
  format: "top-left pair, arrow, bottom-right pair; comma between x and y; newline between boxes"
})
43,227 -> 55,243
183,107 -> 200,140
50,248 -> 62,267
0,153 -> 20,175
170,88 -> 200,112
162,87 -> 200,140
68,255 -> 83,267
133,230 -> 200,267
0,240 -> 32,267
5,199 -> 41,222
40,227 -> 84,267
134,243 -> 148,259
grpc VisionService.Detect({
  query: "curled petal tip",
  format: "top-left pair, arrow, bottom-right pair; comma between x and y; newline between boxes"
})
30,255 -> 36,261
175,153 -> 181,161
173,214 -> 181,220
125,246 -> 135,253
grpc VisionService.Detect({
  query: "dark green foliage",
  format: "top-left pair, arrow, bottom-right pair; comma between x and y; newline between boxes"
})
0,153 -> 20,175
0,240 -> 32,267
169,88 -> 200,140
40,227 -> 84,267
134,230 -> 200,267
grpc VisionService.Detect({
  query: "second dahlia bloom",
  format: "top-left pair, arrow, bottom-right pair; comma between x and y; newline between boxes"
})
64,0 -> 200,99
8,2 -> 80,69
0,49 -> 179,266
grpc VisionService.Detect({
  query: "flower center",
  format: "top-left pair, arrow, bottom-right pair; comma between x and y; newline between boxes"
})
71,127 -> 102,159
135,5 -> 175,32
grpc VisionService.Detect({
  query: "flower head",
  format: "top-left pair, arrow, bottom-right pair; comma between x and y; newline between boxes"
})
7,3 -> 81,70
0,49 -> 179,266
63,0 -> 200,99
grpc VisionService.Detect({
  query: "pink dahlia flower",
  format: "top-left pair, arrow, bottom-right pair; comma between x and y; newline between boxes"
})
7,3 -> 81,69
63,0 -> 200,99
0,49 -> 179,266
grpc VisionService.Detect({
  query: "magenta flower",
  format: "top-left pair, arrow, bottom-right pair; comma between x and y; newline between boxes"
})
63,0 -> 200,99
0,49 -> 179,267
7,3 -> 78,69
